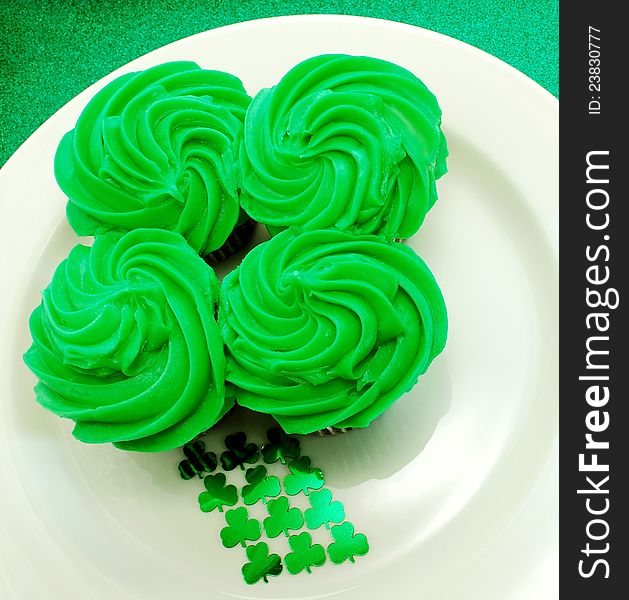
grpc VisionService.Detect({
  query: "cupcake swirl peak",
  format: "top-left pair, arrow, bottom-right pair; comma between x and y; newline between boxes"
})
55,61 -> 252,255
240,54 -> 448,239
24,229 -> 230,452
220,229 -> 448,434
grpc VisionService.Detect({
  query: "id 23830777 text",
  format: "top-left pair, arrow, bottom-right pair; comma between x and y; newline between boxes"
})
588,26 -> 602,115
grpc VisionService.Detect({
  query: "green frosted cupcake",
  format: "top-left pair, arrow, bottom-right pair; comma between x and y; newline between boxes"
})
55,61 -> 254,261
23,229 -> 231,452
219,228 -> 447,434
239,54 -> 448,240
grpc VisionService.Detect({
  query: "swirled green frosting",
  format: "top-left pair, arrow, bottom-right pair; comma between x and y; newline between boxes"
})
239,54 -> 448,240
55,61 -> 252,255
219,229 -> 447,434
23,229 -> 230,452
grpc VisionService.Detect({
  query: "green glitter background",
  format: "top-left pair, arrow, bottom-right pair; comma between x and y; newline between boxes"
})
0,0 -> 558,167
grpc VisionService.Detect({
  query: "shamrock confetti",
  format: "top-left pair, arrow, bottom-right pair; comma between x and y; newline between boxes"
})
261,428 -> 301,465
304,489 -> 345,530
284,532 -> 326,575
220,432 -> 259,471
242,542 -> 283,584
241,465 -> 281,505
220,507 -> 262,548
263,496 -> 304,538
327,522 -> 369,564
180,429 -> 370,584
284,457 -> 325,496
178,440 -> 217,480
198,473 -> 238,513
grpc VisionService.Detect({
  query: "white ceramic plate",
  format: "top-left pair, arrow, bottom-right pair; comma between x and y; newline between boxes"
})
0,15 -> 558,599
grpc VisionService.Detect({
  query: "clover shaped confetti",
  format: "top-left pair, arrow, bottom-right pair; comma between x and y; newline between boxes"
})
241,465 -> 281,505
327,522 -> 369,564
263,496 -> 304,538
304,488 -> 345,530
242,542 -> 283,584
178,440 -> 217,480
220,507 -> 262,548
180,429 -> 370,584
284,532 -> 326,575
198,473 -> 238,513
261,427 -> 301,465
284,456 -> 325,496
220,432 -> 259,471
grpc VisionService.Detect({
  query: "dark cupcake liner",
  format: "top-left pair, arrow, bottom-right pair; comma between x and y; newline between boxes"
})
191,415 -> 352,441
311,426 -> 353,437
203,216 -> 257,266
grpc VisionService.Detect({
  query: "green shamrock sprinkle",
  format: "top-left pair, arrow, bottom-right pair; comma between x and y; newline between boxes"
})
261,428 -> 301,465
241,465 -> 281,505
284,456 -> 324,496
179,429 -> 371,583
242,542 -> 283,584
263,496 -> 304,538
327,522 -> 369,564
284,532 -> 326,574
304,488 -> 345,530
178,440 -> 217,480
220,432 -> 259,471
198,473 -> 238,513
220,507 -> 262,548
